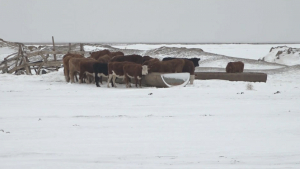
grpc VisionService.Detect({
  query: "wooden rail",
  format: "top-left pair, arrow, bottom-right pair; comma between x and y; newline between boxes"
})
0,38 -> 87,75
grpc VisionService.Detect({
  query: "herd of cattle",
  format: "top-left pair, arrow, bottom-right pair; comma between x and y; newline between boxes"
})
62,49 -> 244,88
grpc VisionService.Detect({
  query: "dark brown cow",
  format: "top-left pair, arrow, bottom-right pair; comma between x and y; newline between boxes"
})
142,56 -> 154,64
78,59 -> 100,83
182,59 -> 195,84
69,58 -> 94,83
123,63 -> 148,88
110,55 -> 143,64
163,57 -> 200,67
107,62 -> 132,88
226,61 -> 244,73
107,62 -> 148,88
143,58 -> 185,73
89,50 -> 111,60
62,53 -> 84,82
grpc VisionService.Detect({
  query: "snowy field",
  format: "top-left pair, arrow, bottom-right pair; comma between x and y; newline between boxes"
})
1,44 -> 300,168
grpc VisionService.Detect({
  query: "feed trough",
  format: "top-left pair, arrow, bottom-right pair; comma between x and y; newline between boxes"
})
143,72 -> 190,88
194,72 -> 267,82
102,72 -> 190,88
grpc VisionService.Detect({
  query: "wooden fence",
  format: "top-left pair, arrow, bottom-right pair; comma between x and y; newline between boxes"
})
0,38 -> 86,75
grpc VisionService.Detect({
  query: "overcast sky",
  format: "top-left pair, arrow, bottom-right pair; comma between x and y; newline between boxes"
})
1,0 -> 299,43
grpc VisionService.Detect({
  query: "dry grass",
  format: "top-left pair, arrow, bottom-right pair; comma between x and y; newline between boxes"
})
246,83 -> 254,90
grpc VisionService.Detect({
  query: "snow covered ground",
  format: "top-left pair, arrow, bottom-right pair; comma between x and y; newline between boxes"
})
0,47 -> 17,61
112,43 -> 300,60
1,44 -> 300,168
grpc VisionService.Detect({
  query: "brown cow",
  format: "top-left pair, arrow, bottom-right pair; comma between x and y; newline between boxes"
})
144,58 -> 185,73
97,54 -> 111,63
142,56 -> 154,64
107,62 -> 132,88
79,59 -> 100,83
226,61 -> 244,73
109,51 -> 124,58
107,62 -> 148,88
182,59 -> 195,84
62,53 -> 84,82
69,58 -> 94,83
89,49 -> 111,60
110,55 -> 145,64
123,63 -> 148,88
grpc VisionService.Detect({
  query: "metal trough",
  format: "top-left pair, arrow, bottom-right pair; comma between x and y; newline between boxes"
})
143,72 -> 190,88
101,72 -> 190,88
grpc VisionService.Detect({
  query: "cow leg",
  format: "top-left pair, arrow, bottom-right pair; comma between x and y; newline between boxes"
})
135,76 -> 138,88
110,76 -> 114,87
95,73 -> 100,87
127,77 -> 132,87
86,74 -> 91,84
107,74 -> 113,88
64,68 -> 70,82
69,71 -> 75,83
100,76 -> 103,84
137,76 -> 142,88
75,73 -> 79,82
112,76 -> 117,88
124,75 -> 129,88
190,75 -> 195,85
79,71 -> 84,83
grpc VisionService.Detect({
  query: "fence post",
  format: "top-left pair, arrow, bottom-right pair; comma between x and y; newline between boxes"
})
69,43 -> 71,52
80,43 -> 84,52
3,58 -> 8,73
19,44 -> 32,75
52,36 -> 59,70
52,36 -> 56,61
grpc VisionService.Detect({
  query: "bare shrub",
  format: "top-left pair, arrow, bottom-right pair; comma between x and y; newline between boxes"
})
246,83 -> 254,90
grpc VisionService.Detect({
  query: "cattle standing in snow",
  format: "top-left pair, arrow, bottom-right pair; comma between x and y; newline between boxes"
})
123,63 -> 148,88
97,54 -> 111,63
226,61 -> 244,73
69,58 -> 94,83
78,59 -> 99,83
107,62 -> 132,88
63,53 -> 84,82
142,56 -> 154,64
110,55 -> 143,64
89,50 -> 111,60
162,57 -> 200,67
93,62 -> 112,87
109,51 -> 124,58
182,59 -> 195,84
143,58 -> 185,73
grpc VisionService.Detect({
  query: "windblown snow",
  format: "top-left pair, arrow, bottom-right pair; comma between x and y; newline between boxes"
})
0,42 -> 300,169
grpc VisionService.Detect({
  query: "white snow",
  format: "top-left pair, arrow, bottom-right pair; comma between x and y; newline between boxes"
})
112,44 -> 300,60
0,47 -> 17,61
84,45 -> 108,52
1,44 -> 300,168
261,46 -> 300,66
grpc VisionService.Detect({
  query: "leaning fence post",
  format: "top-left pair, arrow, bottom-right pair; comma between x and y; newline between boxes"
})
52,36 -> 59,70
19,44 -> 32,75
3,58 -> 8,73
52,36 -> 56,61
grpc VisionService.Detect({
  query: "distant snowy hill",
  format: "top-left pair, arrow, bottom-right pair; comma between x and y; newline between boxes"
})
260,46 -> 300,66
0,39 -> 19,61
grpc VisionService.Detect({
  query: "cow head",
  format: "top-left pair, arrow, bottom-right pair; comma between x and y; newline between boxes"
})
143,58 -> 159,73
191,58 -> 200,67
142,65 -> 148,75
226,62 -> 234,73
